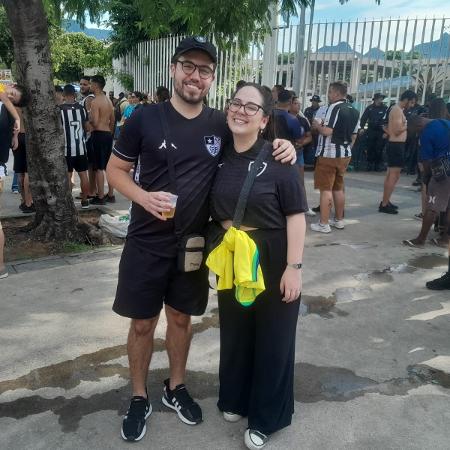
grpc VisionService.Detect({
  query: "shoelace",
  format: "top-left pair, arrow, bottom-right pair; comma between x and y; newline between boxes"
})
171,386 -> 195,407
127,397 -> 148,418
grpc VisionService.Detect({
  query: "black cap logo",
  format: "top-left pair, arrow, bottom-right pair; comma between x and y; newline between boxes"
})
194,36 -> 207,43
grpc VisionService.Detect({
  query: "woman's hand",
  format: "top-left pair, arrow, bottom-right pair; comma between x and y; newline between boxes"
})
280,267 -> 302,303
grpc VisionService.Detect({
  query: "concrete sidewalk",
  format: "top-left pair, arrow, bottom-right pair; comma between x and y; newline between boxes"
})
1,168 -> 449,449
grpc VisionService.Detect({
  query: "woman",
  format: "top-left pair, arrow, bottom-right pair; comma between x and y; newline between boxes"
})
209,83 -> 307,449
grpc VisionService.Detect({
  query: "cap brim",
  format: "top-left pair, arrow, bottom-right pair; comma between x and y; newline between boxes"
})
175,46 -> 217,64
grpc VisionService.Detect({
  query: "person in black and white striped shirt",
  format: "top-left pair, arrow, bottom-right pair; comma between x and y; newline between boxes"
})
60,84 -> 90,208
311,81 -> 360,234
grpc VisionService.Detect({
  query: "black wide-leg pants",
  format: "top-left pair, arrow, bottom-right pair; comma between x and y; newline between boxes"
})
217,229 -> 300,435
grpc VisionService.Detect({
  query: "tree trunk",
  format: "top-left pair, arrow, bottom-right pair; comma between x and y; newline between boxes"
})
2,0 -> 80,241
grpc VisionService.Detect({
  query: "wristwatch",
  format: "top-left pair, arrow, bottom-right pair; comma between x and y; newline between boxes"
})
287,263 -> 302,269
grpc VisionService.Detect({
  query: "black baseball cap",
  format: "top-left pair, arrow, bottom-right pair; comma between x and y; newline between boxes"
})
373,93 -> 385,100
310,95 -> 321,102
172,36 -> 217,64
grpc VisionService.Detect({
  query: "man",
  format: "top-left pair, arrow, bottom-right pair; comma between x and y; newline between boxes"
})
13,107 -> 34,213
311,81 -> 359,233
271,84 -> 284,102
0,84 -> 29,279
109,91 -> 117,106
106,37 -> 296,443
304,94 -> 321,124
60,84 -> 91,208
89,75 -> 115,205
79,76 -> 97,197
379,89 -> 417,214
403,114 -> 450,245
359,93 -> 387,171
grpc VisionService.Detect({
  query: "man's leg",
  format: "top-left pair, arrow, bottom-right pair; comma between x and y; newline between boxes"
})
381,167 -> 401,206
332,190 -> 345,221
78,171 -> 90,202
23,173 -> 32,207
128,317 -> 160,397
95,170 -> 105,199
406,209 -> 436,246
319,190 -> 333,224
165,305 -> 192,389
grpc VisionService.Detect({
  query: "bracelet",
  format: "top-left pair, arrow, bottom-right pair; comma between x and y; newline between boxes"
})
287,263 -> 302,269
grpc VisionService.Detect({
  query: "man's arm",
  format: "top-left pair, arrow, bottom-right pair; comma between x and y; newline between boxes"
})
84,96 -> 93,114
89,99 -> 99,129
109,102 -> 116,134
106,155 -> 173,220
272,139 -> 297,165
0,92 -> 20,132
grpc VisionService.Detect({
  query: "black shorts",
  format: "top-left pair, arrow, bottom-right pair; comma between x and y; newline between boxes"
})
13,133 -> 27,173
86,137 -> 94,165
91,131 -> 112,171
386,142 -> 405,168
113,238 -> 210,319
66,154 -> 88,173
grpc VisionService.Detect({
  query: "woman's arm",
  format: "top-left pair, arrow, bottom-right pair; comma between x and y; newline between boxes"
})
280,213 -> 306,302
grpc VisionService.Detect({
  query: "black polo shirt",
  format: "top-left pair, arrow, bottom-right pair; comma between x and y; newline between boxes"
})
210,139 -> 307,229
0,102 -> 15,164
112,101 -> 230,257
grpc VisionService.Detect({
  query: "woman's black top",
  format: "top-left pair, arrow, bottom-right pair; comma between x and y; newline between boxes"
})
210,138 -> 308,229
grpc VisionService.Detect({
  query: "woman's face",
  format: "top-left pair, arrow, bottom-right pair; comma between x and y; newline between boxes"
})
227,86 -> 268,138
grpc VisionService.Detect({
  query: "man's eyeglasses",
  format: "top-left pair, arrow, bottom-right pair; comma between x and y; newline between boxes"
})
226,99 -> 265,116
176,60 -> 214,79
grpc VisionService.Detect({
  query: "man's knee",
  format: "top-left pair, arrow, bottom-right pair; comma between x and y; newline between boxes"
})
130,317 -> 158,337
166,305 -> 191,330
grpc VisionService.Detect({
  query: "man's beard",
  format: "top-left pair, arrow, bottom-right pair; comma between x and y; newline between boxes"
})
173,80 -> 206,105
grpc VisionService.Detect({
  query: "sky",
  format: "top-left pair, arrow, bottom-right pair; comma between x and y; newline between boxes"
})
311,0 -> 450,22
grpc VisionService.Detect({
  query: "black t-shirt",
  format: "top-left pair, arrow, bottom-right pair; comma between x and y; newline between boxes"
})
0,102 -> 15,164
112,101 -> 230,257
210,139 -> 307,229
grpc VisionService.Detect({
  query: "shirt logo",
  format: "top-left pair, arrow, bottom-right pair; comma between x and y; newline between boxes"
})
248,161 -> 267,177
428,195 -> 436,205
204,135 -> 221,157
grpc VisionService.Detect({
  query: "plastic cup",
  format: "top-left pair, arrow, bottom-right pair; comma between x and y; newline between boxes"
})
162,194 -> 178,219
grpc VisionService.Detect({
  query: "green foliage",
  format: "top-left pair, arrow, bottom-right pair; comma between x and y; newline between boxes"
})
0,6 -> 14,68
51,29 -> 112,82
43,0 -> 105,26
386,50 -> 420,60
115,71 -> 134,91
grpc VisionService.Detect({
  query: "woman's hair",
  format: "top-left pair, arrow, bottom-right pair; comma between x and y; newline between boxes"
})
132,91 -> 143,101
156,86 -> 170,102
428,97 -> 449,119
231,82 -> 276,141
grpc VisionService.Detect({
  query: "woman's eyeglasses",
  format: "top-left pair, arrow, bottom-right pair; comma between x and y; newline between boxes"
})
226,99 -> 264,116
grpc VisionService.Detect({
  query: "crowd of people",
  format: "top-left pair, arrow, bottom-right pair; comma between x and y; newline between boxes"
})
0,35 -> 449,449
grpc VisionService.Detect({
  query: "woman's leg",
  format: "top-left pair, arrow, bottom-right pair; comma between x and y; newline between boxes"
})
218,289 -> 255,416
247,288 -> 300,435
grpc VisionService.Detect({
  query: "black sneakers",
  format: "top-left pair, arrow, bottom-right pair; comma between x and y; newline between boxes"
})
121,395 -> 152,442
90,196 -> 106,205
162,378 -> 203,425
379,202 -> 398,214
426,272 -> 450,290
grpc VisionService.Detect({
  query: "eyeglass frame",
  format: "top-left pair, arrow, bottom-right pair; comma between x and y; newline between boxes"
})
226,98 -> 266,116
175,59 -> 215,80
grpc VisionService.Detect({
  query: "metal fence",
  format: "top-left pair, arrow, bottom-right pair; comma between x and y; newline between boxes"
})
113,16 -> 450,111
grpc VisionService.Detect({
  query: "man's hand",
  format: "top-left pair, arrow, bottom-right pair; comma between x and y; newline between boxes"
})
358,129 -> 365,136
138,191 -> 174,221
272,139 -> 297,165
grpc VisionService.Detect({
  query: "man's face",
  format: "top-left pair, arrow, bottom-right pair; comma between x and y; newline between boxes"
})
311,100 -> 319,109
290,98 -> 300,115
374,98 -> 383,106
170,50 -> 215,105
79,78 -> 91,96
109,91 -> 114,98
327,88 -> 341,104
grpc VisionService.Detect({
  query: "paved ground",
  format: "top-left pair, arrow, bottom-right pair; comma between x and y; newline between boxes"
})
1,162 -> 449,450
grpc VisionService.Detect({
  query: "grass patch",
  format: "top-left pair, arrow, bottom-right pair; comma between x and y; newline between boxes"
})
62,242 -> 93,254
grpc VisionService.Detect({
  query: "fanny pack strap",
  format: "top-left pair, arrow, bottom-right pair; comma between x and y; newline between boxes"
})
232,143 -> 271,230
158,102 -> 182,239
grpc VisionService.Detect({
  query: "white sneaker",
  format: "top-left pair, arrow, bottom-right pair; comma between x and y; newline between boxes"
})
329,218 -> 345,229
245,429 -> 269,449
305,208 -> 316,217
223,411 -> 243,422
310,222 -> 331,233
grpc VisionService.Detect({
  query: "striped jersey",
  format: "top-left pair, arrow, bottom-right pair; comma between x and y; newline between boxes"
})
316,100 -> 360,158
59,102 -> 87,157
